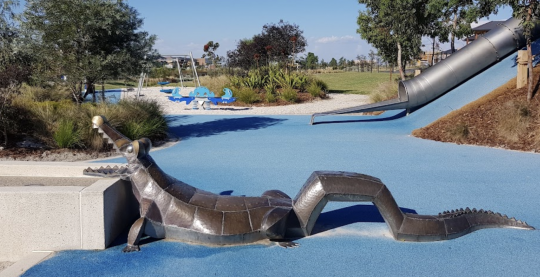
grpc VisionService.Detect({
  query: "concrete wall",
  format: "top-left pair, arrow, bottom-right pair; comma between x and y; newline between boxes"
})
0,162 -> 138,261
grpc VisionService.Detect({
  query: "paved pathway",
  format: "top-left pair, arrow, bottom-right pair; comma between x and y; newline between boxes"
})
21,53 -> 540,276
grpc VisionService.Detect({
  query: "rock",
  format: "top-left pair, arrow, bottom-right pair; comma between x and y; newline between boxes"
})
16,137 -> 46,149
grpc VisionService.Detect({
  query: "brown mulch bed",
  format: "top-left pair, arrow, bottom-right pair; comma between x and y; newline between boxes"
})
412,67 -> 540,152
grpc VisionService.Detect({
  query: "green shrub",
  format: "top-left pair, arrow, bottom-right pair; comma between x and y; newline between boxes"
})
265,91 -> 277,103
15,94 -> 168,150
119,117 -> 168,141
280,87 -> 298,103
307,82 -> 323,98
312,78 -> 328,91
54,120 -> 82,148
228,75 -> 243,89
264,84 -> 277,103
236,87 -> 260,104
243,70 -> 267,90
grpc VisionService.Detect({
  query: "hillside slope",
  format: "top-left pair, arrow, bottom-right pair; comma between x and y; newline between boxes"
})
413,67 -> 540,152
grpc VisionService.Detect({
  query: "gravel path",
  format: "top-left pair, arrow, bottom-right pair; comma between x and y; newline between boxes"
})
123,87 -> 371,115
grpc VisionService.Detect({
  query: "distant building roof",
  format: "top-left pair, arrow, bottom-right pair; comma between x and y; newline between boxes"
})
463,20 -> 508,43
472,21 -> 505,32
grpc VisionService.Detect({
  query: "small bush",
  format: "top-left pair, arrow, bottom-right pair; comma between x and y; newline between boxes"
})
280,87 -> 298,103
119,117 -> 168,141
307,82 -> 323,98
20,84 -> 72,102
199,75 -> 229,95
14,94 -> 168,150
448,122 -> 470,141
54,120 -> 82,148
236,87 -> 260,104
370,81 -> 398,103
312,79 -> 328,92
496,100 -> 530,142
265,91 -> 277,103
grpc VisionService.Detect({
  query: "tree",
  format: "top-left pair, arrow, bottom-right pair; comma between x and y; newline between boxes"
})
227,20 -> 307,70
424,1 -> 450,65
329,58 -> 338,69
320,59 -> 328,68
202,41 -> 220,68
429,0 -> 500,53
507,0 -> 540,101
0,0 -> 31,146
357,54 -> 366,72
357,0 -> 429,80
368,50 -> 377,72
23,0 -> 157,103
305,52 -> 319,70
338,57 -> 347,69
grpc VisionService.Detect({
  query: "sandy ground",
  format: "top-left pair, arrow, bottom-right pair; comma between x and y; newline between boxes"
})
123,86 -> 371,115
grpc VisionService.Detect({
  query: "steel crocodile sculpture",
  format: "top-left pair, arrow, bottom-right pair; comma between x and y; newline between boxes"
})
85,116 -> 534,252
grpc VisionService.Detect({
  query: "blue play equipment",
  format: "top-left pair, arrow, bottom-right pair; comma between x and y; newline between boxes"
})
158,81 -> 172,93
208,88 -> 236,105
168,86 -> 236,110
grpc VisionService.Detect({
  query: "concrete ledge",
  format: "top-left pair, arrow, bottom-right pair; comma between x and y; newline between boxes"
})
0,162 -> 138,261
0,161 -> 102,177
0,252 -> 53,277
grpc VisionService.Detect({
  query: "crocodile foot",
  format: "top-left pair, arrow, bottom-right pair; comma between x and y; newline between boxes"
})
122,244 -> 140,252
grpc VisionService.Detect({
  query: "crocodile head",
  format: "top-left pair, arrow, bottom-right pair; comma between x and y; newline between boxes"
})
92,115 -> 152,166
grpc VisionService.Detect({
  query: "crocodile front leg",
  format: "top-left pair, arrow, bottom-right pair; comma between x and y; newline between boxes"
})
123,217 -> 146,252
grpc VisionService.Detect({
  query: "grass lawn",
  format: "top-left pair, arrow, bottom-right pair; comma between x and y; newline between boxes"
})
104,71 -> 393,96
313,71 -> 391,95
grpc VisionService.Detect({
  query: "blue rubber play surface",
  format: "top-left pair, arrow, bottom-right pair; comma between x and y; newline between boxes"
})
23,53 -> 540,276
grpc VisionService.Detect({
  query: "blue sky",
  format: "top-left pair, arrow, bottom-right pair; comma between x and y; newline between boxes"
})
125,0 -> 514,61
103,1 -> 513,61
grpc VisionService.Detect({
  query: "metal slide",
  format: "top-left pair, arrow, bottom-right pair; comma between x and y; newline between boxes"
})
310,18 -> 540,125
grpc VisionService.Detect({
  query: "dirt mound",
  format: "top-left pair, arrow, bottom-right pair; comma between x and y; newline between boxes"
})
413,67 -> 540,153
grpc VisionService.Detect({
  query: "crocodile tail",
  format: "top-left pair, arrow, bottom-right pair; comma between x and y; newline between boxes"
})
92,115 -> 131,151
396,208 -> 534,242
83,165 -> 129,179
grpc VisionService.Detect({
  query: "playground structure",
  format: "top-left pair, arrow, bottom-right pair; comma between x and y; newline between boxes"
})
310,17 -> 540,124
168,86 -> 236,110
158,52 -> 201,93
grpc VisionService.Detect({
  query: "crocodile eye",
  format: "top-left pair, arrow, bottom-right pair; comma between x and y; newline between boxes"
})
127,145 -> 134,153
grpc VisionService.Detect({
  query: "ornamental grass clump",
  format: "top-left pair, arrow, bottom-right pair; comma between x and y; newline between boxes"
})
370,81 -> 398,103
496,100 -> 531,142
53,119 -> 82,148
15,87 -> 168,150
235,87 -> 260,104
307,82 -> 324,98
280,87 -> 298,103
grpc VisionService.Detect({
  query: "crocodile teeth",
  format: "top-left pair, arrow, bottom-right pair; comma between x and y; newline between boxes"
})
472,208 -> 477,213
465,207 -> 471,213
